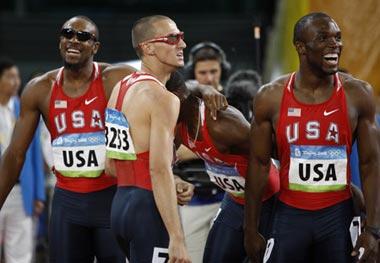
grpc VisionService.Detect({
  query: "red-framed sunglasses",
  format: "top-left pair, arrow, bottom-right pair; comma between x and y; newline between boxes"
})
138,32 -> 185,47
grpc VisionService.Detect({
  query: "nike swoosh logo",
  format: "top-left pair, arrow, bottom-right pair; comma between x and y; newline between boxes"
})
205,147 -> 212,152
85,96 -> 98,105
323,108 -> 339,116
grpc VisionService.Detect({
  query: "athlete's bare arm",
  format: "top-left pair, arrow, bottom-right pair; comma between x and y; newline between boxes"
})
147,86 -> 189,262
244,79 -> 284,263
0,76 -> 49,208
345,77 -> 380,262
207,106 -> 250,155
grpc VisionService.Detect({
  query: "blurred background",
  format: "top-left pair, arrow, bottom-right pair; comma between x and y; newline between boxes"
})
1,0 -> 380,92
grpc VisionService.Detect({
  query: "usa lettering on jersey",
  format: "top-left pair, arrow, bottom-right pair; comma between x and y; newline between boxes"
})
54,110 -> 103,134
286,121 -> 339,144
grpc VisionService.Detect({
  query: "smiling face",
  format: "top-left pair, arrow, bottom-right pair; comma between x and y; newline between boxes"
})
297,16 -> 343,75
144,19 -> 186,68
59,17 -> 99,70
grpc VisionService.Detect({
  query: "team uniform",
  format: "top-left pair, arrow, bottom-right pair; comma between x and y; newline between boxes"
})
48,62 -> 125,263
108,72 -> 170,263
264,73 -> 354,263
178,101 -> 280,262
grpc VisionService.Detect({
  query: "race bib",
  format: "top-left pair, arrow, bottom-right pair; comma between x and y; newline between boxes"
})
205,162 -> 245,197
105,108 -> 136,160
52,131 -> 105,178
288,145 -> 347,192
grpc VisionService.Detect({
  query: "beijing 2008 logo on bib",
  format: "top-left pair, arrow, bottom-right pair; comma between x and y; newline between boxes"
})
288,145 -> 347,192
105,108 -> 137,160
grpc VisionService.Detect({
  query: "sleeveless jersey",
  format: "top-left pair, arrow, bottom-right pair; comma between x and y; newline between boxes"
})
113,72 -> 166,191
276,72 -> 352,210
49,62 -> 116,193
179,101 -> 279,205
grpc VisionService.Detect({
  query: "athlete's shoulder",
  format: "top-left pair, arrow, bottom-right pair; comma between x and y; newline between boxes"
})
258,74 -> 291,97
23,68 -> 60,93
102,63 -> 137,79
97,62 -> 112,72
339,73 -> 375,115
253,73 -> 290,119
339,72 -> 373,95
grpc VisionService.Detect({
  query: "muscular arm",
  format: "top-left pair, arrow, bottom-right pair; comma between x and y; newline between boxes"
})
244,86 -> 275,261
208,106 -> 250,154
149,91 -> 184,241
354,82 -> 380,228
0,80 -> 41,207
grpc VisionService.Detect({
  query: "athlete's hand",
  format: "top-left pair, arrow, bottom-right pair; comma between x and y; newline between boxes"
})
351,183 -> 366,217
351,232 -> 378,262
168,237 -> 191,263
174,176 -> 194,205
199,84 -> 228,120
245,231 -> 266,263
105,158 -> 116,177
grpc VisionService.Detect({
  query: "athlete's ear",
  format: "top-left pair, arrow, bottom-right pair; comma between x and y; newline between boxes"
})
145,43 -> 156,56
295,41 -> 306,55
92,41 -> 100,55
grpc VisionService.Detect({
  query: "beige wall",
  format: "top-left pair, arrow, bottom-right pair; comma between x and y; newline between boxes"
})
311,1 -> 380,94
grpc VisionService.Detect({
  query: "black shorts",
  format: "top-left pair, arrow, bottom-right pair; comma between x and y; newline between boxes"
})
264,199 -> 354,263
203,194 -> 276,263
111,186 -> 169,262
49,186 -> 125,263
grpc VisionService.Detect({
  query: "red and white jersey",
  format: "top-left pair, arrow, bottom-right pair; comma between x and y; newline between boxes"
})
179,101 -> 279,205
276,72 -> 352,210
48,62 -> 116,193
113,72 -> 166,191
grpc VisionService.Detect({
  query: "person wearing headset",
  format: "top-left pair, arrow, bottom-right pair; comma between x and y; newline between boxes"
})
184,41 -> 231,93
176,41 -> 231,262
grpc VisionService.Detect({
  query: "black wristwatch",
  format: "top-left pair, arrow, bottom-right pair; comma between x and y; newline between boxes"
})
365,226 -> 380,240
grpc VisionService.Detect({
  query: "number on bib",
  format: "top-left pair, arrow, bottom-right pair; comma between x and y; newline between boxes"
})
105,108 -> 136,160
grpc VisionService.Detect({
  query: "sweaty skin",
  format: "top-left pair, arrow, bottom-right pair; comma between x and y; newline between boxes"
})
244,15 -> 380,263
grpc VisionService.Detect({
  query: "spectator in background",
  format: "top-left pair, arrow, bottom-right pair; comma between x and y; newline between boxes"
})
184,41 -> 231,93
0,58 -> 45,263
225,69 -> 261,122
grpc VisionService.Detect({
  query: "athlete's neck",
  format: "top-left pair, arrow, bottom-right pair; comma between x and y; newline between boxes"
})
141,61 -> 174,85
296,68 -> 335,91
63,61 -> 94,84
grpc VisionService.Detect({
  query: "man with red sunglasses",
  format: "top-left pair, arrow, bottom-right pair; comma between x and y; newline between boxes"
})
106,15 -> 191,263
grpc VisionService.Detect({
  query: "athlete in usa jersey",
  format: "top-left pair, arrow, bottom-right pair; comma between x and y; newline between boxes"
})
276,72 -> 351,210
0,17 -> 128,263
245,13 -> 380,263
107,16 -> 190,263
173,77 -> 279,262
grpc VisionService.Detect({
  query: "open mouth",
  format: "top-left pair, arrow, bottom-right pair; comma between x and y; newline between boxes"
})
323,53 -> 338,66
66,48 -> 81,55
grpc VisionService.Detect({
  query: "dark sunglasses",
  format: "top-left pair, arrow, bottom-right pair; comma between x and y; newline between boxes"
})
60,28 -> 97,42
138,31 -> 185,47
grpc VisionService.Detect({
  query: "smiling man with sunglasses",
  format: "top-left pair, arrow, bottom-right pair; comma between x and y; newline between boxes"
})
106,15 -> 191,263
0,16 -> 128,263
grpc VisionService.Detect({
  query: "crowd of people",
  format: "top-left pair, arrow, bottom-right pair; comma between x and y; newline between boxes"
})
0,11 -> 379,263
